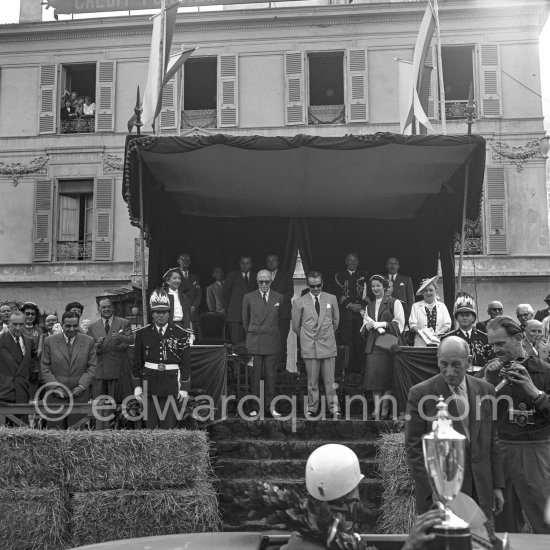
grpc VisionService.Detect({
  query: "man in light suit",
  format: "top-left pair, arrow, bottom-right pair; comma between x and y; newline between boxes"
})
90,297 -> 133,427
224,256 -> 257,344
0,311 -> 37,424
177,252 -> 202,326
40,310 -> 97,429
242,269 -> 283,418
386,257 -> 414,324
292,271 -> 340,418
206,266 -> 226,315
405,336 -> 504,520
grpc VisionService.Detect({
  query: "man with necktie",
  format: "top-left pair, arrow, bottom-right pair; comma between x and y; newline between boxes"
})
0,311 -> 37,424
292,271 -> 340,418
386,257 -> 414,325
242,270 -> 283,418
224,256 -> 257,344
405,336 -> 504,521
176,252 -> 202,327
40,310 -> 97,429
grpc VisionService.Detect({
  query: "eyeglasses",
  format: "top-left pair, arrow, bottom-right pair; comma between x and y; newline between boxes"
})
489,308 -> 503,312
258,280 -> 271,285
309,284 -> 322,289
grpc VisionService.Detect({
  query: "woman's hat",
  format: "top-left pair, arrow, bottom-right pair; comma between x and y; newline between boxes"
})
416,276 -> 439,296
162,267 -> 181,281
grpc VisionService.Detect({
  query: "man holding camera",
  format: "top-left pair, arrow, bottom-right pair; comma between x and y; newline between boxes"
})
480,315 -> 550,534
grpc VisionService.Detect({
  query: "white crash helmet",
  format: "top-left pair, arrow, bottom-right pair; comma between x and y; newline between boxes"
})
305,444 -> 364,502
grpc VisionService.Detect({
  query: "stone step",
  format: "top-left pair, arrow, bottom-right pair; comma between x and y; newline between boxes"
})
210,418 -> 395,442
211,439 -> 377,460
214,457 -> 378,480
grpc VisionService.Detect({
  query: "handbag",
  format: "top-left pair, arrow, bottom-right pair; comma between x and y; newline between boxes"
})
374,333 -> 399,351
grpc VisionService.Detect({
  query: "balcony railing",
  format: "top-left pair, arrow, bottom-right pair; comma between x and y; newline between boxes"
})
57,240 -> 92,261
308,104 -> 345,125
61,116 -> 95,134
181,109 -> 217,129
454,217 -> 483,255
444,100 -> 470,120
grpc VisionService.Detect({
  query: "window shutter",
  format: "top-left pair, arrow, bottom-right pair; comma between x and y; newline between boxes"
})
159,76 -> 178,131
218,54 -> 238,127
95,61 -> 116,132
33,179 -> 54,262
39,65 -> 57,134
284,52 -> 305,125
346,49 -> 368,123
92,177 -> 114,261
486,167 -> 507,254
480,44 -> 502,118
426,46 -> 439,120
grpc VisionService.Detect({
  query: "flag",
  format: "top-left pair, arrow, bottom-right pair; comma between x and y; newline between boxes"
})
140,1 -> 181,131
400,1 -> 436,134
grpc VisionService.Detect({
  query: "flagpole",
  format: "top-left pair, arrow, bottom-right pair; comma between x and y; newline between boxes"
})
156,0 -> 167,137
432,0 -> 447,134
138,155 -> 149,326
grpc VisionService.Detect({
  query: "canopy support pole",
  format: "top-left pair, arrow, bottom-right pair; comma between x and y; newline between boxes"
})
138,156 -> 148,326
457,164 -> 469,290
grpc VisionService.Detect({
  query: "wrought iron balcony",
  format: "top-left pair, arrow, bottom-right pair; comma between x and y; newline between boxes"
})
60,116 -> 95,134
308,104 -> 345,125
181,109 -> 217,129
56,240 -> 92,261
444,100 -> 470,120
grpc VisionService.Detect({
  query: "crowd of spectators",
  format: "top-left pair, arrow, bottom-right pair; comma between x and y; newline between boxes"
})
60,89 -> 95,132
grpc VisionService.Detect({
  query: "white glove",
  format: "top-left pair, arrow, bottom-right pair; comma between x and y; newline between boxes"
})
134,386 -> 143,401
373,321 -> 387,330
178,390 -> 188,402
189,333 -> 195,346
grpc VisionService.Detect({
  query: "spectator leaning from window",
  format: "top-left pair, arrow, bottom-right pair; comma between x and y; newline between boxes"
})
82,96 -> 95,116
75,97 -> 85,117
60,99 -> 76,121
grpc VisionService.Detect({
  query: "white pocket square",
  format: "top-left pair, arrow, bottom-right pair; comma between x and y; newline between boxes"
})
327,304 -> 331,309
399,282 -> 404,286
275,303 -> 280,307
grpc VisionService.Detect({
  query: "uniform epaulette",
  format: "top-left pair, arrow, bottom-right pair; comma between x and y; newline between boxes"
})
134,324 -> 151,332
172,324 -> 194,335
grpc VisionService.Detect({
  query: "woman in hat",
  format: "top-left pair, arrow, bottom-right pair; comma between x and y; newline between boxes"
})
161,267 -> 191,330
408,276 -> 452,347
362,274 -> 404,419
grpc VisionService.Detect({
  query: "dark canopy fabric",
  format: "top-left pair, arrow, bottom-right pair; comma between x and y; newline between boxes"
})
123,132 -> 486,312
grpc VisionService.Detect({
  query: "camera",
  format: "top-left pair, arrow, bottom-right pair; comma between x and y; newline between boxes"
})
508,403 -> 535,426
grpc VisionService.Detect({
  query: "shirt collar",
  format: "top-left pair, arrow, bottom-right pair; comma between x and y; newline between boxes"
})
348,270 -> 355,276
63,333 -> 74,344
447,377 -> 467,393
310,292 -> 321,300
461,329 -> 472,338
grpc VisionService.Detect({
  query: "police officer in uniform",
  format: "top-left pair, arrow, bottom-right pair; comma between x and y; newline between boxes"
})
133,290 -> 193,429
334,252 -> 369,373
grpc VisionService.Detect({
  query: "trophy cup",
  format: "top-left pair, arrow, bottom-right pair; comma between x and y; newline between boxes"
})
422,396 -> 472,550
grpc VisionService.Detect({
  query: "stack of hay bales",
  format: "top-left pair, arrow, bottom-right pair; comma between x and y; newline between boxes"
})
0,428 -> 221,549
375,431 -> 416,534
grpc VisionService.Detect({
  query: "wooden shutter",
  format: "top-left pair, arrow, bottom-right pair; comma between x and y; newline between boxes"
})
95,61 -> 116,132
33,179 -> 54,262
486,167 -> 507,254
218,54 -> 238,127
92,177 -> 114,261
480,44 -> 502,118
346,49 -> 368,123
425,46 -> 439,120
284,52 -> 305,125
159,76 -> 178,131
39,65 -> 57,134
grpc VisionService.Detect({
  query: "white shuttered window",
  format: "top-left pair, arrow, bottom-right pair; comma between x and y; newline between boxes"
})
486,167 -> 507,254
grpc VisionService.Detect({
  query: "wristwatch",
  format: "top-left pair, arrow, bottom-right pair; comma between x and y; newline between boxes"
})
534,389 -> 545,402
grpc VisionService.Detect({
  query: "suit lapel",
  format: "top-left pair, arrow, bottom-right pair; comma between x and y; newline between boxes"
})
318,293 -> 327,326
70,334 -> 84,364
56,334 -> 71,364
466,378 -> 480,443
5,333 -> 23,365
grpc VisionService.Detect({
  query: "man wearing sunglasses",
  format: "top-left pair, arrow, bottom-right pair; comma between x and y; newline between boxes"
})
292,271 -> 340,418
476,301 -> 504,333
242,270 -> 283,418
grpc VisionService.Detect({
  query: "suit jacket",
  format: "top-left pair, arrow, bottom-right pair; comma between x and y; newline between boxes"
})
90,316 -> 133,380
40,333 -> 97,395
405,373 -> 504,519
224,270 -> 257,323
292,292 -> 339,359
206,281 -> 225,314
390,273 -> 414,316
475,319 -> 490,333
0,331 -> 35,403
178,270 -> 202,321
166,289 -> 191,328
270,270 -> 293,320
535,307 -> 550,322
242,290 -> 282,355
441,328 -> 494,368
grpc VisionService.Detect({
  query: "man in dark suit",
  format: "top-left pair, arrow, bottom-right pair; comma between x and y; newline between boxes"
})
90,297 -> 133,427
334,252 -> 369,373
267,254 -> 293,368
405,336 -> 504,520
177,252 -> 202,326
0,311 -> 37,423
534,294 -> 550,322
163,267 -> 191,329
476,300 -> 504,332
242,270 -> 283,417
386,257 -> 414,324
40,310 -> 97,429
224,256 -> 257,344
0,303 -> 12,334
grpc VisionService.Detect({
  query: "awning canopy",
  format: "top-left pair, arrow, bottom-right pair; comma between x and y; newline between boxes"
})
123,132 -> 486,310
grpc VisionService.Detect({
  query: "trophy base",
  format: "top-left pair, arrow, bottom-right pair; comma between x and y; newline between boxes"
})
425,525 -> 472,550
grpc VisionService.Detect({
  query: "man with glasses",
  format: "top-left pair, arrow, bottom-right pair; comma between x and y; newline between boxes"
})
242,270 -> 283,418
292,271 -> 340,418
476,301 -> 504,333
516,304 -> 534,335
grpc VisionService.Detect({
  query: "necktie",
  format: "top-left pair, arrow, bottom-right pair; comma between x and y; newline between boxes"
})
67,338 -> 73,359
104,319 -> 110,335
463,331 -> 471,344
315,296 -> 320,317
158,327 -> 163,337
390,275 -> 395,282
262,292 -> 267,305
452,385 -> 470,440
15,336 -> 24,359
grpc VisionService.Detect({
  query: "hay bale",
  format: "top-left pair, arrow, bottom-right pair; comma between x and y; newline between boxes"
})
70,483 -> 221,547
0,485 -> 69,550
0,428 -> 212,491
375,431 -> 416,534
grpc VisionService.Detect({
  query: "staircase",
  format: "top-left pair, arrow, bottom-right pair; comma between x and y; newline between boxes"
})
210,418 -> 394,532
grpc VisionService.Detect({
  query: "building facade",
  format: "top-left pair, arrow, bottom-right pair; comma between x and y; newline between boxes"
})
0,0 -> 549,318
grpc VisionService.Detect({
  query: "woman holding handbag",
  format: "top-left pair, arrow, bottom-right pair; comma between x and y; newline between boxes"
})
361,275 -> 404,419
